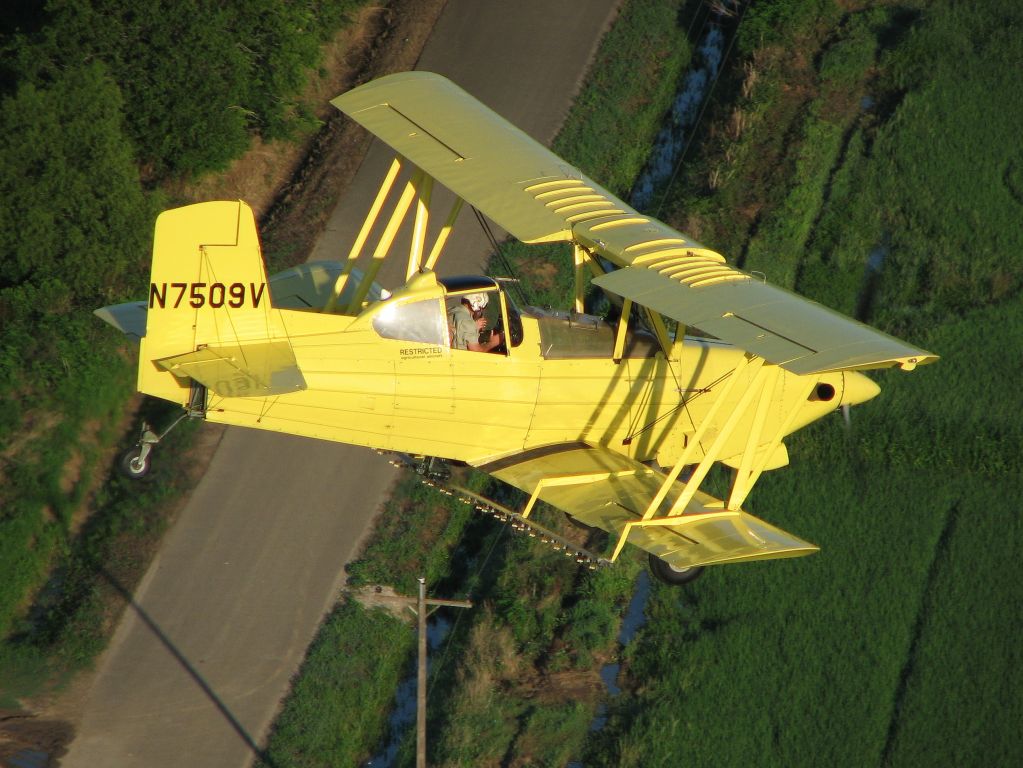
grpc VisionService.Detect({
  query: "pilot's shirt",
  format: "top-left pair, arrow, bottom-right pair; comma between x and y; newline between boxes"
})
449,304 -> 477,350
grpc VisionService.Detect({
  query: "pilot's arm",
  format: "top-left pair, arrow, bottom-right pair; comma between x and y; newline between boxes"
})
467,330 -> 502,353
451,297 -> 501,352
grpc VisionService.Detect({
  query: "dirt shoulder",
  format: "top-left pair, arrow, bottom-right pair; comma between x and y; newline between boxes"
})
260,0 -> 450,263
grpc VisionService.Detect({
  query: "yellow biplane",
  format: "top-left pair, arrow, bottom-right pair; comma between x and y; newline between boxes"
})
97,72 -> 936,584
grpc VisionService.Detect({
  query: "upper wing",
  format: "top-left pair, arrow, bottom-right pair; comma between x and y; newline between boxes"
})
333,72 -> 936,375
476,443 -> 818,569
333,72 -> 698,249
591,267 -> 935,374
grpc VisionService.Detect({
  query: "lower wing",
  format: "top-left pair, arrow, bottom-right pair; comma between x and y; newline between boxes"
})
475,443 -> 817,569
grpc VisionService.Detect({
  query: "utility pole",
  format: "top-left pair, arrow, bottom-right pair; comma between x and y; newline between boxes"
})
416,578 -> 428,768
356,577 -> 471,768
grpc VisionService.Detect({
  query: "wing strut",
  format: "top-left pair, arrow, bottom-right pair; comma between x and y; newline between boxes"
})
637,355 -> 758,523
582,244 -> 674,360
325,155 -> 403,312
726,376 -> 816,510
424,196 -> 464,271
611,355 -> 790,562
323,153 -> 468,313
346,168 -> 421,312
406,172 -> 433,280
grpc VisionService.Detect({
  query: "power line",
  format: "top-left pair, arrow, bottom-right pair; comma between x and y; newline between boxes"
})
654,0 -> 753,219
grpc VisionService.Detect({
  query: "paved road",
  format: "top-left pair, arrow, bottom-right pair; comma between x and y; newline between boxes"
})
62,2 -> 620,766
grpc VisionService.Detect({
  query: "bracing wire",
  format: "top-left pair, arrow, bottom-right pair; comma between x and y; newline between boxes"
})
471,206 -> 532,307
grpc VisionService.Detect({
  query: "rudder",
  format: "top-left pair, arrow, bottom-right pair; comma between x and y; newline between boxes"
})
139,201 -> 276,405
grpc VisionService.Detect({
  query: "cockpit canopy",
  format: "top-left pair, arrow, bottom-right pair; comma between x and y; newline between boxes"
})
360,273 -> 523,351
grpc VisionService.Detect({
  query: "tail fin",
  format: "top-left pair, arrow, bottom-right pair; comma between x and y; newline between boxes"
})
139,201 -> 298,405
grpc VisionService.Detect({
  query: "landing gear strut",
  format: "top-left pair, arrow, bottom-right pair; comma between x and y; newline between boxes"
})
118,415 -> 185,479
118,387 -> 205,479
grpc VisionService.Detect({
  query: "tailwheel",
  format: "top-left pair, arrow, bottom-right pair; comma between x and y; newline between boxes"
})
648,553 -> 704,586
119,444 -> 151,479
117,404 -> 197,480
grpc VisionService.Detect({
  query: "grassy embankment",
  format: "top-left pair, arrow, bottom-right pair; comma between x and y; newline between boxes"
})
0,0 -> 374,706
582,1 -> 1023,765
258,1 -> 703,765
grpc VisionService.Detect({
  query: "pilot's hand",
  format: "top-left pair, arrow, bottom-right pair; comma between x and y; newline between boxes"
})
475,317 -> 487,331
489,331 -> 502,348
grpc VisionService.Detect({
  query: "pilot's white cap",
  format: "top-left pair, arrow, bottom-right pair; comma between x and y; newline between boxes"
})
465,293 -> 489,312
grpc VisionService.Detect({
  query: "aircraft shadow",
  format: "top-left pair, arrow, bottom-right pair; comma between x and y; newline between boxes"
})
99,568 -> 277,768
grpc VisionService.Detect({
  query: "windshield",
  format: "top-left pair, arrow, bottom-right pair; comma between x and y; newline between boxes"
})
372,297 -> 448,346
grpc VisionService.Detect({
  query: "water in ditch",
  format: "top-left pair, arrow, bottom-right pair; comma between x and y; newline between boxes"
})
630,22 -> 726,212
363,613 -> 453,768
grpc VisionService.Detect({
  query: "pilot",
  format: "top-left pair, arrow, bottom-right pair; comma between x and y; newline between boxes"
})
449,293 -> 502,352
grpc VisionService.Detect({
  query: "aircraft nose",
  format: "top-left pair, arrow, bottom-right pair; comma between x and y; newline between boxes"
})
841,371 -> 881,407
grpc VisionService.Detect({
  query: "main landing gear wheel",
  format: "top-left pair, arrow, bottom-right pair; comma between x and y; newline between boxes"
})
648,553 -> 704,586
119,445 -> 151,479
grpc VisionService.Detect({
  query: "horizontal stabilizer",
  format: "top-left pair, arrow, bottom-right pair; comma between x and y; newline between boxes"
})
479,443 -> 817,569
157,342 -> 306,398
94,301 -> 147,340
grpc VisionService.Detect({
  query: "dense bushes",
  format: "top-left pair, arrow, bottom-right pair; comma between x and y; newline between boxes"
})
11,0 -> 362,180
0,64 -> 155,387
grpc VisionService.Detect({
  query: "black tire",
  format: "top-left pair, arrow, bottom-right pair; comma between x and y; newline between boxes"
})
648,553 -> 704,586
119,446 -> 151,479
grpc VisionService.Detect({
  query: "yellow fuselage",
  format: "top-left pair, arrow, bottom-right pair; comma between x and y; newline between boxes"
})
199,306 -> 860,470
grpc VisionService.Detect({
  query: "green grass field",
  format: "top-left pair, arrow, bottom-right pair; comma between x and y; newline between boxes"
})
586,302 -> 1023,766
582,0 -> 1023,765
